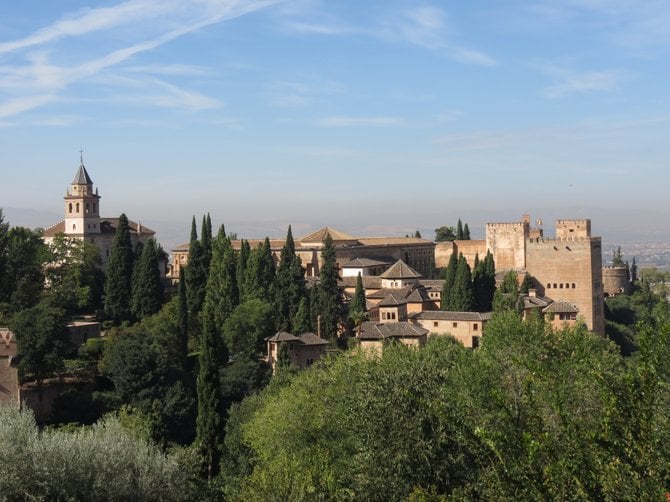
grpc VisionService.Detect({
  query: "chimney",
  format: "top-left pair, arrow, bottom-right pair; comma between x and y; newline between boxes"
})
529,288 -> 537,298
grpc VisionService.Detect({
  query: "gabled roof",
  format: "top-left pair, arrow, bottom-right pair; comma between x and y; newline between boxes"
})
379,259 -> 421,279
72,164 -> 93,185
411,311 -> 493,321
299,227 -> 357,244
298,332 -> 329,346
266,331 -> 300,343
42,218 -> 154,238
377,292 -> 409,307
543,301 -> 579,314
341,275 -> 382,290
357,321 -> 428,340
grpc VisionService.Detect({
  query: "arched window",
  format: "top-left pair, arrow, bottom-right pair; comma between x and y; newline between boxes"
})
76,202 -> 80,213
572,283 -> 576,289
93,203 -> 96,212
547,283 -> 551,289
86,203 -> 90,213
72,224 -> 76,230
68,203 -> 73,213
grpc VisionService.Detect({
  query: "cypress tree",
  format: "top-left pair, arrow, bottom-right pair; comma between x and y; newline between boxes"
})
201,214 -> 212,274
243,238 -> 275,303
130,238 -> 163,320
441,252 -> 458,310
414,230 -> 422,238
195,305 -> 226,480
473,251 -> 496,312
273,226 -> 306,332
456,218 -> 464,240
493,270 -> 521,313
520,272 -> 532,295
463,223 -> 471,240
205,226 -> 238,332
177,267 -> 189,364
348,272 -> 367,333
104,214 -> 134,324
314,233 -> 341,341
185,217 -> 207,322
293,296 -> 312,334
449,254 -> 474,311
236,239 -> 250,302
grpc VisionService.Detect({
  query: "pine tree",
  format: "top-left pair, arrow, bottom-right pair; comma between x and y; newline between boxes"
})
441,252 -> 458,310
314,233 -> 341,341
130,238 -> 163,320
449,254 -> 474,311
456,219 -> 464,240
493,270 -> 521,313
273,226 -> 306,332
463,223 -> 471,240
104,214 -> 134,324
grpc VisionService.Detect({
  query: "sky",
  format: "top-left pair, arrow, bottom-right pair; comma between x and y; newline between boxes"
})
1,0 -> 670,248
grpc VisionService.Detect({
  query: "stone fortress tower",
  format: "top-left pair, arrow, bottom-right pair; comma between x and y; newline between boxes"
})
437,214 -> 605,335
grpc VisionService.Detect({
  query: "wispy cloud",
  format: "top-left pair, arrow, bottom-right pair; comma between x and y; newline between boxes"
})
0,0 -> 282,118
265,77 -> 344,108
315,115 -> 402,127
538,64 -> 626,98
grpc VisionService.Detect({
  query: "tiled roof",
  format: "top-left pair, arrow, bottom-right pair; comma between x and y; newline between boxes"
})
298,332 -> 329,345
172,243 -> 190,252
367,285 -> 414,300
43,218 -> 154,238
522,295 -> 552,309
341,276 -> 382,289
543,301 -> 579,314
356,237 -> 433,246
379,259 -> 421,279
340,257 -> 392,268
72,164 -> 93,185
377,292 -> 409,307
419,279 -> 445,291
299,227 -> 357,243
357,321 -> 428,340
266,331 -> 300,343
411,311 -> 493,321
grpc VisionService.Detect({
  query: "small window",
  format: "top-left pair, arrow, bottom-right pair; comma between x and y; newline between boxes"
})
572,283 -> 576,289
553,283 -> 557,289
68,203 -> 73,213
433,321 -> 438,327
473,323 -> 478,331
559,283 -> 563,289
72,224 -> 76,230
547,283 -> 551,289
76,202 -> 80,213
452,322 -> 458,328
86,203 -> 90,213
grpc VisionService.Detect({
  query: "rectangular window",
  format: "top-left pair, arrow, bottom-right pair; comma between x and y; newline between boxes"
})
452,322 -> 458,328
433,321 -> 438,327
473,323 -> 478,331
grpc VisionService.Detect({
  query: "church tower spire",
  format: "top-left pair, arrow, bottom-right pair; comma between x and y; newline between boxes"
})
64,152 -> 101,236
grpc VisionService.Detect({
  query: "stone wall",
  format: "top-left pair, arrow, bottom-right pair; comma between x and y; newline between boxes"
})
486,221 -> 529,270
603,266 -> 631,297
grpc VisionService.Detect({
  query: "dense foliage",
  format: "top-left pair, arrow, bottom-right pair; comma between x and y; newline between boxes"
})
223,312 -> 670,500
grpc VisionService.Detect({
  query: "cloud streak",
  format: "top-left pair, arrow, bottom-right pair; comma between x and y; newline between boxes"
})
0,0 -> 282,118
315,115 -> 403,127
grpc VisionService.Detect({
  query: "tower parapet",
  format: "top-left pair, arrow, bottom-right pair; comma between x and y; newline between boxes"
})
556,219 -> 591,239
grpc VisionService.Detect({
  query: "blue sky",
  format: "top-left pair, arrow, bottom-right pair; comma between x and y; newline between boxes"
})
1,0 -> 670,246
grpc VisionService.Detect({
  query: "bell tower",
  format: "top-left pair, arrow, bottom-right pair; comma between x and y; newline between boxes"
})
64,154 -> 101,236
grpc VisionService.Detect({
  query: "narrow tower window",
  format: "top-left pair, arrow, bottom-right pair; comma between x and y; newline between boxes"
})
76,202 -> 80,213
68,203 -> 73,213
86,203 -> 90,213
